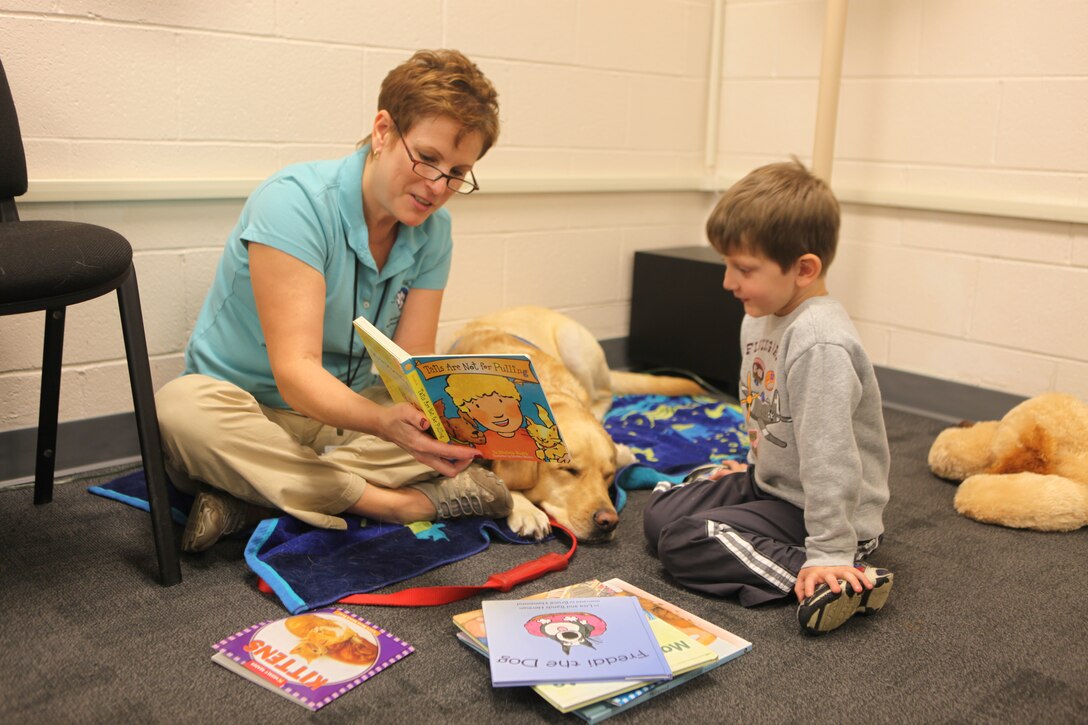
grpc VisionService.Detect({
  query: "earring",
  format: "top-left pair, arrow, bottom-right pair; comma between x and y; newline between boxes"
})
374,150 -> 381,160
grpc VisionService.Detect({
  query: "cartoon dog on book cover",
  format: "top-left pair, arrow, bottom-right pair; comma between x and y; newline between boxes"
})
524,612 -> 606,655
433,398 -> 487,446
446,306 -> 705,543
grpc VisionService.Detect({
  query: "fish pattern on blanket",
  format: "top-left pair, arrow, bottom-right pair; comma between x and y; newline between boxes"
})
603,394 -> 749,473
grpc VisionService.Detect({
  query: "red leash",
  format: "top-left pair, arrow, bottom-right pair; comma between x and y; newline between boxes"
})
257,520 -> 577,607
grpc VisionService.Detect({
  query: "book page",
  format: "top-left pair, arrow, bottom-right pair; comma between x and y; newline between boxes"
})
352,316 -> 414,404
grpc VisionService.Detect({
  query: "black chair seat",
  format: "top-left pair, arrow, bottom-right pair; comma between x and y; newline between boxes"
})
0,221 -> 133,311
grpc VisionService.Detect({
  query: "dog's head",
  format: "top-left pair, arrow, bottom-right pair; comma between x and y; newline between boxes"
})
492,399 -> 622,543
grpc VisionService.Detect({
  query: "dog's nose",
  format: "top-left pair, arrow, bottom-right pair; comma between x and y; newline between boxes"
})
593,509 -> 619,533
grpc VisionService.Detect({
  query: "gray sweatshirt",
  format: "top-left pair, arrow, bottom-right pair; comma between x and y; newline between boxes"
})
740,296 -> 890,568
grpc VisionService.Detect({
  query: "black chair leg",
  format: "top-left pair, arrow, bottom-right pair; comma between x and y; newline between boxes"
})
117,267 -> 182,586
34,307 -> 65,505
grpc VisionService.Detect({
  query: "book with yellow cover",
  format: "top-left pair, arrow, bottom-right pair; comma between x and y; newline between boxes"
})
600,578 -> 753,662
352,315 -> 568,462
452,579 -> 611,648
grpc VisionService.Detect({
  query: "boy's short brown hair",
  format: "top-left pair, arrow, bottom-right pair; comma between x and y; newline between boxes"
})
362,49 -> 500,156
706,159 -> 840,273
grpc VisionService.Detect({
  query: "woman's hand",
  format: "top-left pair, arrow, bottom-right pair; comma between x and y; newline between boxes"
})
375,402 -> 478,477
794,564 -> 870,603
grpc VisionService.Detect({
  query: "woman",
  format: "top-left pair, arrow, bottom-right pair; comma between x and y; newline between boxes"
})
156,49 -> 508,552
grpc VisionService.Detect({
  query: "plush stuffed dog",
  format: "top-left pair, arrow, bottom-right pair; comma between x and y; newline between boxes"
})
927,392 -> 1088,531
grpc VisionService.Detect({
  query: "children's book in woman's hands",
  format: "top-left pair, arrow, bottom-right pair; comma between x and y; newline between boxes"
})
353,315 -> 569,461
211,607 -> 413,711
481,596 -> 672,687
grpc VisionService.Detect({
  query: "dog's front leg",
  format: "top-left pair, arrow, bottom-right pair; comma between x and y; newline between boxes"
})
506,491 -> 552,540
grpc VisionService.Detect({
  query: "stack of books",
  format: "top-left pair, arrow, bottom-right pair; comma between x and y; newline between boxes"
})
453,578 -> 752,723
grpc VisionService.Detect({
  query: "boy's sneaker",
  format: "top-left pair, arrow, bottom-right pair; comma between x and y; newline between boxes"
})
797,565 -> 894,636
410,465 -> 513,520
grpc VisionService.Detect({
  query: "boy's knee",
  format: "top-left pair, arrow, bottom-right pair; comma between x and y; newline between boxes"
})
654,518 -> 704,572
642,493 -> 673,549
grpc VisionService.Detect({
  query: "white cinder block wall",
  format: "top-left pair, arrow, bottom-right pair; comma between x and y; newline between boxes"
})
1,0 -> 1086,438
716,0 -> 1088,399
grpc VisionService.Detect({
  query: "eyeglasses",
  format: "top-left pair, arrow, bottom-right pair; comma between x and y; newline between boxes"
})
392,120 -> 479,195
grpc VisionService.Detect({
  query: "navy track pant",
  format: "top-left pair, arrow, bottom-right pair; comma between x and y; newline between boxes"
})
643,469 -> 808,607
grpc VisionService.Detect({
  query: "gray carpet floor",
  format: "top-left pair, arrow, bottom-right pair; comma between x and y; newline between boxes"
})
2,407 -> 1086,724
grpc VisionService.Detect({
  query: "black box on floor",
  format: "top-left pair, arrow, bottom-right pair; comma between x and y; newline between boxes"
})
628,246 -> 744,398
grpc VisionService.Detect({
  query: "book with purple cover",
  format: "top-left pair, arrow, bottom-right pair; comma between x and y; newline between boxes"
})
481,596 -> 671,688
211,607 -> 414,711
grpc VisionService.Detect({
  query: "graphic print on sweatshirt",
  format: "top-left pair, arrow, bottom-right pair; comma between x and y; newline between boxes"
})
739,345 -> 792,457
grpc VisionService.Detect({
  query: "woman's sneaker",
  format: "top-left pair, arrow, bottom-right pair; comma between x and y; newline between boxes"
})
180,485 -> 276,553
410,465 -> 513,520
797,565 -> 894,636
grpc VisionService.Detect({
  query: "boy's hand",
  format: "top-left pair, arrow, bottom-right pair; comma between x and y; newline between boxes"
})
795,564 -> 871,602
694,460 -> 748,481
713,460 -> 748,476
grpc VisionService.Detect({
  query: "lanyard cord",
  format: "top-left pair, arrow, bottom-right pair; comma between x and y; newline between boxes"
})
344,260 -> 363,388
344,260 -> 391,390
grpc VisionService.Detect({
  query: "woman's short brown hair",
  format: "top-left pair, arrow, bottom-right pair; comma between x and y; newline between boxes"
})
362,49 -> 500,156
706,159 -> 840,273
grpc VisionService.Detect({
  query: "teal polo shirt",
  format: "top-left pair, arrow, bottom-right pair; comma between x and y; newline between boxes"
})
184,147 -> 453,409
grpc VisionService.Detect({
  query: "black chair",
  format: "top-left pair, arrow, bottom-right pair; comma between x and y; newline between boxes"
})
0,58 -> 180,585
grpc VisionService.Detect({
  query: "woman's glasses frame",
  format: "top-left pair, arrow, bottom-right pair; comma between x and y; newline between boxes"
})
391,119 -> 479,195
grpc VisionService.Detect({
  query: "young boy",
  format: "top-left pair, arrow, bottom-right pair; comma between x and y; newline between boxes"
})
643,160 -> 893,635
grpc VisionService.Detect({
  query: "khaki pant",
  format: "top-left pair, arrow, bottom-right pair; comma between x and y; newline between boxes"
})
155,374 -> 439,530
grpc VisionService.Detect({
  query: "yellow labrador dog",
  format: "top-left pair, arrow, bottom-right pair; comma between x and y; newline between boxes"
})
446,306 -> 705,543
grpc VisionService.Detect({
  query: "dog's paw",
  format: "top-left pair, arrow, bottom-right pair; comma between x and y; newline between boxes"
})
507,492 -> 551,540
614,443 -> 638,468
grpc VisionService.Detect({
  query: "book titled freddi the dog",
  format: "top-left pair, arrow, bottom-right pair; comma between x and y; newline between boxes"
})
353,315 -> 569,462
481,597 -> 672,688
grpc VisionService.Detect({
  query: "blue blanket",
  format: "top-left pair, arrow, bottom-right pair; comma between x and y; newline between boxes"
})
90,472 -> 540,613
249,516 -> 536,613
90,394 -> 747,611
603,394 -> 749,504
